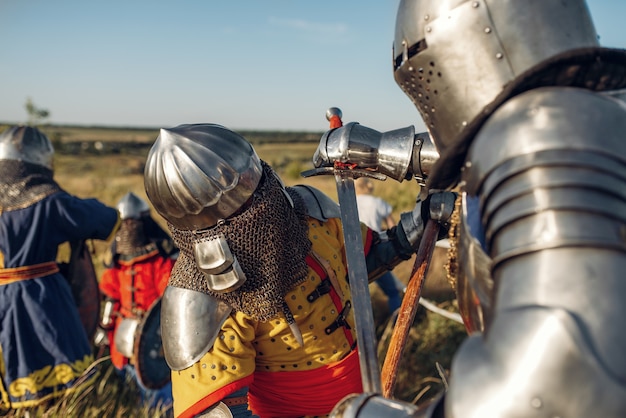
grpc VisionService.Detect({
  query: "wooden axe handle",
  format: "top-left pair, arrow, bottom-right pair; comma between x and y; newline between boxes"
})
381,219 -> 440,398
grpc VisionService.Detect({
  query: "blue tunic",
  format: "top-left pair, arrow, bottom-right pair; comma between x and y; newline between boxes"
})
0,191 -> 118,408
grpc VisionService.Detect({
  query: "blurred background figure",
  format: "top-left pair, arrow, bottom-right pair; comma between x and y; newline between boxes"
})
97,191 -> 178,413
0,125 -> 119,410
355,177 -> 405,316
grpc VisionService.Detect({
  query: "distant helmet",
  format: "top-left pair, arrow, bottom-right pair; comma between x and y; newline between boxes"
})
0,125 -> 54,170
117,192 -> 150,220
144,124 -> 263,231
392,0 -> 620,187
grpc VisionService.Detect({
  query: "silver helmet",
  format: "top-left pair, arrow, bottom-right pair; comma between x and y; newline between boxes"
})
0,125 -> 54,170
393,0 -> 603,186
144,124 -> 263,231
117,191 -> 150,220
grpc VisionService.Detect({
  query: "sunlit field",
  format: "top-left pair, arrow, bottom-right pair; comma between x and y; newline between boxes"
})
3,125 -> 466,416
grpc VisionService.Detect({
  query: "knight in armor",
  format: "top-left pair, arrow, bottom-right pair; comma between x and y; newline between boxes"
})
142,123 -> 455,418
311,1 -> 626,417
98,191 -> 178,412
0,125 -> 119,410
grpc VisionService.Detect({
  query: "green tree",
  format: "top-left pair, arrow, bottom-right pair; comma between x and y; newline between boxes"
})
25,97 -> 50,126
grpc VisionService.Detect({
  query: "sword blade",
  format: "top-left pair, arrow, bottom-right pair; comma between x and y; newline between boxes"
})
334,171 -> 382,394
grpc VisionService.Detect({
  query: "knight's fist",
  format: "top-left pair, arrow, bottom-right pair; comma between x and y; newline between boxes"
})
312,122 -> 416,182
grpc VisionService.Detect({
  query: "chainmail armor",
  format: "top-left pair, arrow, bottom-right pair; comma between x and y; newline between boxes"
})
115,218 -> 150,255
106,216 -> 177,266
0,160 -> 61,212
168,162 -> 312,321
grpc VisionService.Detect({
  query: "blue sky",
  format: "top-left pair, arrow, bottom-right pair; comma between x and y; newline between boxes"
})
1,1 -> 624,133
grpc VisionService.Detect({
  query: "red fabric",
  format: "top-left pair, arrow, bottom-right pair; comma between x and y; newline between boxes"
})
178,377 -> 253,418
248,350 -> 362,417
99,251 -> 174,369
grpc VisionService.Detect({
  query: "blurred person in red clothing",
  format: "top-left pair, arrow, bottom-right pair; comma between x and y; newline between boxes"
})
98,191 -> 178,411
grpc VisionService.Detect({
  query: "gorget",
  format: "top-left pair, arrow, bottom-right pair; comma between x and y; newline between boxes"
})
169,162 -> 312,321
0,160 -> 61,212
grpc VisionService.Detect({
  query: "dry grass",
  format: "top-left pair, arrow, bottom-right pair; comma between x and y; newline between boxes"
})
23,126 -> 466,415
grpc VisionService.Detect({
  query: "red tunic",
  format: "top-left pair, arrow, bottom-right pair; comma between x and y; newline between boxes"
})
99,249 -> 174,369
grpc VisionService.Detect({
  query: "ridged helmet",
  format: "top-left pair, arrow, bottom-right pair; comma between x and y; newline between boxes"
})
393,0 -> 604,186
144,124 -> 263,231
116,192 -> 150,220
0,125 -> 54,170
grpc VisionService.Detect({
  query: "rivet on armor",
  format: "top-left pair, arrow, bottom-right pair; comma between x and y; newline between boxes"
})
307,361 -> 312,366
220,334 -> 225,340
229,347 -> 234,352
287,347 -> 292,351
291,295 -> 296,300
319,357 -> 324,361
281,365 -> 286,369
202,364 -> 206,369
321,316 -> 326,321
232,365 -> 236,370
222,365 -> 228,370
496,52 -> 503,59
211,376 -> 216,380
211,364 -> 216,369
408,66 -> 414,72
426,27 -> 432,33
300,285 -> 306,291
271,338 -> 276,342
297,305 -> 302,310
331,309 -> 336,315
530,398 -> 542,409
292,364 -> 298,368
472,1 -> 479,8
484,27 -> 492,34
191,374 -> 195,379
309,325 -> 314,330
424,14 -> 429,21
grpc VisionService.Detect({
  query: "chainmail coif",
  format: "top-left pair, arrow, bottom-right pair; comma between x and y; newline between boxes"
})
168,162 -> 312,321
0,160 -> 61,212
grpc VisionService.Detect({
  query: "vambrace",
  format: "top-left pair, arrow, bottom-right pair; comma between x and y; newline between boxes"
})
365,227 -> 415,282
448,87 -> 626,417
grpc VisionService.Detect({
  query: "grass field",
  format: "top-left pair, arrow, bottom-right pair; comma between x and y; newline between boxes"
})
4,124 -> 467,416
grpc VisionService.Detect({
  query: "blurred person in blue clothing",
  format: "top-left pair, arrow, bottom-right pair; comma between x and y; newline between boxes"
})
0,125 -> 119,410
355,177 -> 405,315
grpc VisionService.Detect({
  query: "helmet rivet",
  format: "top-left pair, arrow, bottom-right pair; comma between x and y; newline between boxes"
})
484,27 -> 492,34
426,26 -> 432,33
496,52 -> 503,59
472,1 -> 479,8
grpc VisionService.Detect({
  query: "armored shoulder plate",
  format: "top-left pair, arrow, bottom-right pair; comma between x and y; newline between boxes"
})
161,285 -> 232,370
290,185 -> 340,221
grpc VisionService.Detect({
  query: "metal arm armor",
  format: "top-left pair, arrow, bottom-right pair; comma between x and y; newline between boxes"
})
448,87 -> 626,417
313,123 -> 439,185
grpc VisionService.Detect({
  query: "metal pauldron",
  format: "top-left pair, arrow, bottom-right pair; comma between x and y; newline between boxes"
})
160,285 -> 232,370
446,88 -> 626,417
